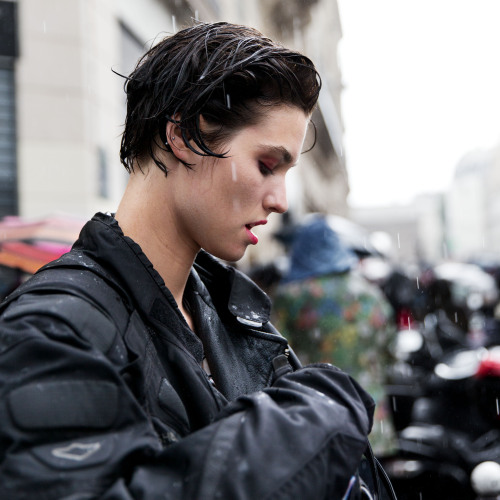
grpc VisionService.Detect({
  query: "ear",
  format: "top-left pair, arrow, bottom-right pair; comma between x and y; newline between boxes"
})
165,120 -> 194,165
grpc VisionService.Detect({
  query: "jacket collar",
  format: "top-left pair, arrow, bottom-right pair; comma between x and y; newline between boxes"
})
74,213 -> 272,328
193,251 -> 271,327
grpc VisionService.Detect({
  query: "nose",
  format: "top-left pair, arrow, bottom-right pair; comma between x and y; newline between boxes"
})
264,176 -> 288,214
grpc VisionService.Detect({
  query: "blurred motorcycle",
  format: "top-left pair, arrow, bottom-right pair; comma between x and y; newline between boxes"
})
382,312 -> 500,500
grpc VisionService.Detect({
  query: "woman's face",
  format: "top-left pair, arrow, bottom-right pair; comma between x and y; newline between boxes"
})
167,105 -> 309,262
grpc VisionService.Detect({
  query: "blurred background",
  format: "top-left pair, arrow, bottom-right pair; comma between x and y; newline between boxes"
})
4,3 -> 500,495
1,0 -> 500,274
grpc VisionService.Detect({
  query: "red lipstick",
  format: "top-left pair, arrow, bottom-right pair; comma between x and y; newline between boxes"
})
245,220 -> 267,245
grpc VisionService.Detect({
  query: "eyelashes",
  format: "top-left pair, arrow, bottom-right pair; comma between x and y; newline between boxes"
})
258,161 -> 274,176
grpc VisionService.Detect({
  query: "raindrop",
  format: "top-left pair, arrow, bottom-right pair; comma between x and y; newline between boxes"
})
442,242 -> 449,260
380,420 -> 384,434
237,459 -> 249,473
416,276 -> 420,289
397,233 -> 401,249
42,21 -> 47,34
195,10 -> 199,20
455,312 -> 458,323
292,16 -> 301,47
232,198 -> 241,212
172,15 -> 177,33
226,93 -> 231,109
391,396 -> 397,412
231,161 -> 237,182
496,398 -> 499,415
408,316 -> 411,330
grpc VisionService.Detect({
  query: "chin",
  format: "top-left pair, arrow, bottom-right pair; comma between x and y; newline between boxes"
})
205,245 -> 247,263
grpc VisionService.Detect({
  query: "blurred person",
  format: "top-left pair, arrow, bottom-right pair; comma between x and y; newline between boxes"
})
0,23 -> 377,499
272,214 -> 397,456
245,260 -> 284,296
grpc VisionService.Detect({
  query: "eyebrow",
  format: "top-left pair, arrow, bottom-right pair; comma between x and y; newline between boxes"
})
257,145 -> 294,165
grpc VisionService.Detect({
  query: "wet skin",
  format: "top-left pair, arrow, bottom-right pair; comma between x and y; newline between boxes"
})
115,105 -> 309,325
166,105 -> 310,263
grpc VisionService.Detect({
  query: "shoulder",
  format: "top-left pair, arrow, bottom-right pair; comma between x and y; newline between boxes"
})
0,255 -> 131,356
3,292 -> 120,353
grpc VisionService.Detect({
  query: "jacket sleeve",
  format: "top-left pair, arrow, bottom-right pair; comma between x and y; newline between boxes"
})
0,294 -> 374,500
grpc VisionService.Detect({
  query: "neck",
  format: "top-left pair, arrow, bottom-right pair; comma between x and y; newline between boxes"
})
115,165 -> 199,309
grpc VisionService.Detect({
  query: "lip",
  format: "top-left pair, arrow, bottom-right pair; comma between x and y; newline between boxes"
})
245,220 -> 267,245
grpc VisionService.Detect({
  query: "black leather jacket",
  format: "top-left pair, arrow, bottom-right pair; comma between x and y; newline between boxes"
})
0,213 -> 374,499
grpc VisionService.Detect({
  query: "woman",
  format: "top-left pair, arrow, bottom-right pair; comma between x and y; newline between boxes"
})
0,22 -> 375,499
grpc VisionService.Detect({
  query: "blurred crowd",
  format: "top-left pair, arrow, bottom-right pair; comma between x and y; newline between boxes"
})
248,213 -> 500,458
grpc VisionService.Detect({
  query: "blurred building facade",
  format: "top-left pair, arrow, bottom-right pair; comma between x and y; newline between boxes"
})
2,0 -> 348,266
484,143 -> 500,254
0,0 -> 17,217
351,144 -> 500,267
444,149 -> 491,260
350,204 -> 420,264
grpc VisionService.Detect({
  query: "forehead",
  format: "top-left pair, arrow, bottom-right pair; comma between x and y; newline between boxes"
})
236,106 -> 309,155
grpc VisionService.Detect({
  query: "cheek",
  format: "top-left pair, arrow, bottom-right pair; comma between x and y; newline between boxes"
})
217,172 -> 245,211
228,182 -> 260,214
204,159 -> 262,215
230,166 -> 263,203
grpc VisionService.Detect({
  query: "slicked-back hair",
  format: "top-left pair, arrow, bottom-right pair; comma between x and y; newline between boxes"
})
119,21 -> 321,173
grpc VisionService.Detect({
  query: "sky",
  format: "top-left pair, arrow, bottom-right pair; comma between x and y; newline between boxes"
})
336,0 -> 500,208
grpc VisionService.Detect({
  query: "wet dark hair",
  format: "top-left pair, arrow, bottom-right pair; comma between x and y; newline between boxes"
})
119,21 -> 321,173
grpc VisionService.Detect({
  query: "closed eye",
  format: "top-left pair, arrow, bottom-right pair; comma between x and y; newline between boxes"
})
259,161 -> 274,176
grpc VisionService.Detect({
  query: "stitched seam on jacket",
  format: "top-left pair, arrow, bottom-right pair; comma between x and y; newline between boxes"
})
195,416 -> 240,499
